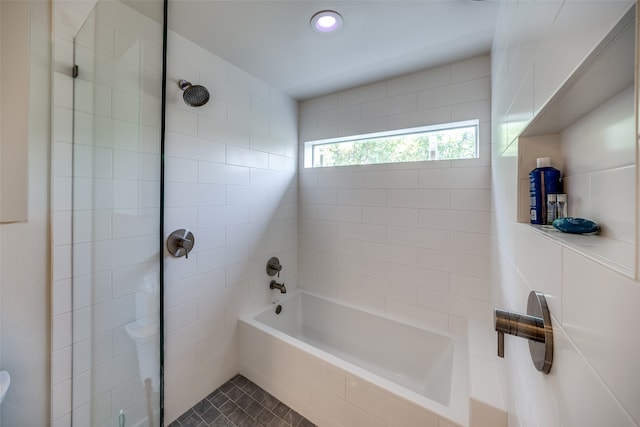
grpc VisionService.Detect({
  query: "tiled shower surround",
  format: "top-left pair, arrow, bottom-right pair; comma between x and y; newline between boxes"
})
491,2 -> 640,427
297,55 -> 492,335
51,1 -> 166,425
51,0 -> 300,424
37,1 -> 640,427
162,26 -> 299,423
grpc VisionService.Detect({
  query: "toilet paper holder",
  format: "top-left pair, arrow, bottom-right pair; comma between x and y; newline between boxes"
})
494,291 -> 553,374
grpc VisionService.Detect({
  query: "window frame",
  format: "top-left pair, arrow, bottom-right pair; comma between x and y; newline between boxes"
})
303,119 -> 480,168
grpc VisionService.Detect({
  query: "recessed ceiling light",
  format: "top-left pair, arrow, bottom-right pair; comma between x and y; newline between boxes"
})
310,10 -> 343,33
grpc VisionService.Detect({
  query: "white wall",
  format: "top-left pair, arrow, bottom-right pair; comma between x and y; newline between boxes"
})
298,55 -> 492,336
491,1 -> 640,426
0,0 -> 29,222
0,0 -> 51,426
162,30 -> 299,422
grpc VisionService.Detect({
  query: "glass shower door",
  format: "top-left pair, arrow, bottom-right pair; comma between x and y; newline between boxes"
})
71,0 -> 164,425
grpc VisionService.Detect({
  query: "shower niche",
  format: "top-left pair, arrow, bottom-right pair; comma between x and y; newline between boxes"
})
516,5 -> 638,278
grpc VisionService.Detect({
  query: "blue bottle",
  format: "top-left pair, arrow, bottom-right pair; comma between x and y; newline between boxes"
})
529,157 -> 562,225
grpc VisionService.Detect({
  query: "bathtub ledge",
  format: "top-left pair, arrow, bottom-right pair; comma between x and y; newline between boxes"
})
239,291 -> 472,427
468,319 -> 508,427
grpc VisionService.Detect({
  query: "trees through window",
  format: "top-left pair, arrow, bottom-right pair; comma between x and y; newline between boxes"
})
306,120 -> 479,168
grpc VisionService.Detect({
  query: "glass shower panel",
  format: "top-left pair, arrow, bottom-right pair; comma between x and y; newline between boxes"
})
72,0 -> 164,425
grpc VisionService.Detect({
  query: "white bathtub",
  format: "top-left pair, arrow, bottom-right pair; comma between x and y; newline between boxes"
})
239,291 -> 470,427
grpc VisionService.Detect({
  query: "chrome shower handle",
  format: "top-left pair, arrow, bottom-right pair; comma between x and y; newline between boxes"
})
266,257 -> 282,277
179,238 -> 193,259
180,238 -> 193,251
167,229 -> 195,259
494,291 -> 553,374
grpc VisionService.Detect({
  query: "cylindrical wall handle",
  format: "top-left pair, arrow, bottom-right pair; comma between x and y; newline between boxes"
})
494,291 -> 553,374
494,309 -> 546,343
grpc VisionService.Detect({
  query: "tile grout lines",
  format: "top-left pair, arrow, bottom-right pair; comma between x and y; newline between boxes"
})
169,374 -> 316,427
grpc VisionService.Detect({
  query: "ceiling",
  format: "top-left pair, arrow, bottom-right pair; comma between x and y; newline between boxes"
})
131,1 -> 500,100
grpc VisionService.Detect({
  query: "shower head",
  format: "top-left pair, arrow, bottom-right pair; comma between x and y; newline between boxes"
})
178,80 -> 210,107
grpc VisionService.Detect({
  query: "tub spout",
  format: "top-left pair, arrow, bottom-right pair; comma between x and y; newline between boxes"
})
270,280 -> 286,293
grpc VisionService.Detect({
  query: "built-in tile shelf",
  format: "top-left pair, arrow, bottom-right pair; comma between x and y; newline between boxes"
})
517,5 -> 637,278
525,224 -> 634,278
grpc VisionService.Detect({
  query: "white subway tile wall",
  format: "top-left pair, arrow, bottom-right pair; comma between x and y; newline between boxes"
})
162,31 -> 298,422
47,1 -> 640,427
561,86 -> 636,243
299,55 -> 493,333
52,1 -> 166,426
492,2 -> 640,427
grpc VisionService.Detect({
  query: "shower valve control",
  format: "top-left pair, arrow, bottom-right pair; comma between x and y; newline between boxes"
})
494,291 -> 553,374
266,257 -> 282,277
167,229 -> 195,259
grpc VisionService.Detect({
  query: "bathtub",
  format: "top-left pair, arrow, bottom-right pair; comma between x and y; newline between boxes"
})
238,291 -> 469,427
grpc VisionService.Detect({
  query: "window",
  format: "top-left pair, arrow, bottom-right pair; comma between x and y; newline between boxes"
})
304,119 -> 479,168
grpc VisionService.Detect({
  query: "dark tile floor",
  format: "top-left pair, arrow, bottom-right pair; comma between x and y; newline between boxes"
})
168,374 -> 317,427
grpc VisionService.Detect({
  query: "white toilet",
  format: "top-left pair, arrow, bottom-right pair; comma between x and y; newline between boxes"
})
125,320 -> 159,392
125,274 -> 160,392
0,370 -> 10,405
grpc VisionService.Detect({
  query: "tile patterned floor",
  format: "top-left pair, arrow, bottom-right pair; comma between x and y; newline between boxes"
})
168,374 -> 317,427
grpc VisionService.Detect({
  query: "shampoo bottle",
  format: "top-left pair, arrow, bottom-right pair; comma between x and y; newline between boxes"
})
529,157 -> 562,225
